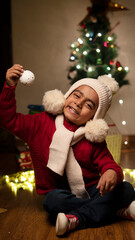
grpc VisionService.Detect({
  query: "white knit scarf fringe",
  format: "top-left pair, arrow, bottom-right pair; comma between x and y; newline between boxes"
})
47,114 -> 90,199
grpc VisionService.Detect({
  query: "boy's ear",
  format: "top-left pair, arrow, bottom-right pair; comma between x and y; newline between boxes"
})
42,89 -> 66,115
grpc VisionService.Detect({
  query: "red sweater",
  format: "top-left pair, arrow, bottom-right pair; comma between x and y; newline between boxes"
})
0,83 -> 123,195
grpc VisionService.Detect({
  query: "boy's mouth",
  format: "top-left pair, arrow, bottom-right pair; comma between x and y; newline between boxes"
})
68,106 -> 79,115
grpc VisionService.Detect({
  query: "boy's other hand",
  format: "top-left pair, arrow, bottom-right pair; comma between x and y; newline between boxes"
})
6,64 -> 24,87
96,169 -> 117,196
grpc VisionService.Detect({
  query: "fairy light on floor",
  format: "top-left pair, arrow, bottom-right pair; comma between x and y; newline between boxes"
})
2,170 -> 35,195
123,168 -> 135,189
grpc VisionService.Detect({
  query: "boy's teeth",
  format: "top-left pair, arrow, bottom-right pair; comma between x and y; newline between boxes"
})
70,106 -> 78,114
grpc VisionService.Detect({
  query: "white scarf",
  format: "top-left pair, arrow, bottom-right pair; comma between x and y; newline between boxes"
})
47,114 -> 90,199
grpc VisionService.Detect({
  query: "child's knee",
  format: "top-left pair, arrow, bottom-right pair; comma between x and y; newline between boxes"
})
43,189 -> 71,213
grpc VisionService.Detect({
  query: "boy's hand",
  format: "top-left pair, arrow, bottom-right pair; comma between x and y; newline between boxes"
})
96,169 -> 117,196
6,64 -> 24,87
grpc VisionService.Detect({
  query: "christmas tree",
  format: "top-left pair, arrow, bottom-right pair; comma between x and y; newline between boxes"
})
68,0 -> 129,87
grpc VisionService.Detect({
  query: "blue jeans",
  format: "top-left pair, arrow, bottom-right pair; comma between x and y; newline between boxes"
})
43,181 -> 135,228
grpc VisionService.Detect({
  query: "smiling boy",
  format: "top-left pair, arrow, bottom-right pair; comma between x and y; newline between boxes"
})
0,64 -> 135,236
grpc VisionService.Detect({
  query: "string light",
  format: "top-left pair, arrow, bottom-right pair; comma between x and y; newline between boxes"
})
118,66 -> 122,71
83,50 -> 88,55
2,170 -> 35,195
124,66 -> 129,72
122,120 -> 126,125
76,64 -> 81,69
88,67 -> 93,72
96,48 -> 100,53
97,33 -> 102,37
78,38 -> 83,44
76,48 -> 79,52
124,140 -> 128,145
108,74 -> 112,77
86,33 -> 90,37
107,66 -> 111,71
71,43 -> 76,48
108,36 -> 112,41
119,99 -> 124,104
70,55 -> 75,61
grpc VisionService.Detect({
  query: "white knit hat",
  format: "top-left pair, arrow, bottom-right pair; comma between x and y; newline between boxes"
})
42,75 -> 119,142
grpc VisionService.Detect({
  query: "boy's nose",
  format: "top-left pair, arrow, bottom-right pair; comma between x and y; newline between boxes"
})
75,99 -> 83,108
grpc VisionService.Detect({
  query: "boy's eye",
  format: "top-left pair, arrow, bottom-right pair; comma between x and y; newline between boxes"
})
86,103 -> 93,110
74,93 -> 80,98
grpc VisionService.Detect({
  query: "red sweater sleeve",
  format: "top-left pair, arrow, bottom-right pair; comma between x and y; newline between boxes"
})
92,141 -> 123,185
0,82 -> 42,143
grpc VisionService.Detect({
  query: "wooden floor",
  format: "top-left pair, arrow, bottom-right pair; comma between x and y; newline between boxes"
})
0,136 -> 135,240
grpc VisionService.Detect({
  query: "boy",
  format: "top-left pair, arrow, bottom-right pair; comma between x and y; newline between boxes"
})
0,64 -> 135,236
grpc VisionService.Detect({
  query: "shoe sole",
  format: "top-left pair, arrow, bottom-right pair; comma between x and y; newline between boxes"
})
56,213 -> 68,236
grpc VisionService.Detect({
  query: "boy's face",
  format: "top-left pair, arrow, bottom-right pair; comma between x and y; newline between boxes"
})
64,85 -> 99,126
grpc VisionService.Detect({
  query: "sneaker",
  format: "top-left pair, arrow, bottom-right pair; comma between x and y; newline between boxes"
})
117,200 -> 135,220
56,213 -> 79,236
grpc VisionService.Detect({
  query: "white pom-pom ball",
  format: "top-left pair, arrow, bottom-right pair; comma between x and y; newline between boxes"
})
85,119 -> 109,142
42,89 -> 65,115
19,70 -> 35,85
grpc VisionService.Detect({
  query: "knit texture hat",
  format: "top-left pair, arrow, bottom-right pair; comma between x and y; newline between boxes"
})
42,75 -> 119,198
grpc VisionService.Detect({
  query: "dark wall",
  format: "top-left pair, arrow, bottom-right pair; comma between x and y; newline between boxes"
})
0,0 -> 12,93
0,1 -> 15,153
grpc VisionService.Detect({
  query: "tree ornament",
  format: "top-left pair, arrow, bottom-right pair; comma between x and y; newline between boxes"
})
90,16 -> 97,23
104,41 -> 109,47
116,61 -> 121,68
97,58 -> 102,65
109,60 -> 114,65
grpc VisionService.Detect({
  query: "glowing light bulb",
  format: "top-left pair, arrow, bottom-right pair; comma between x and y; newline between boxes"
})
119,99 -> 124,104
122,120 -> 126,125
21,176 -> 26,182
108,36 -> 112,41
124,141 -> 128,145
78,38 -> 83,44
107,66 -> 111,71
118,67 -> 122,71
76,64 -> 81,69
108,74 -> 112,77
88,67 -> 92,72
71,43 -> 75,48
70,56 -> 75,61
96,48 -> 100,53
98,33 -> 102,37
83,50 -> 88,55
76,48 -> 79,52
125,66 -> 129,72
86,33 -> 90,37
